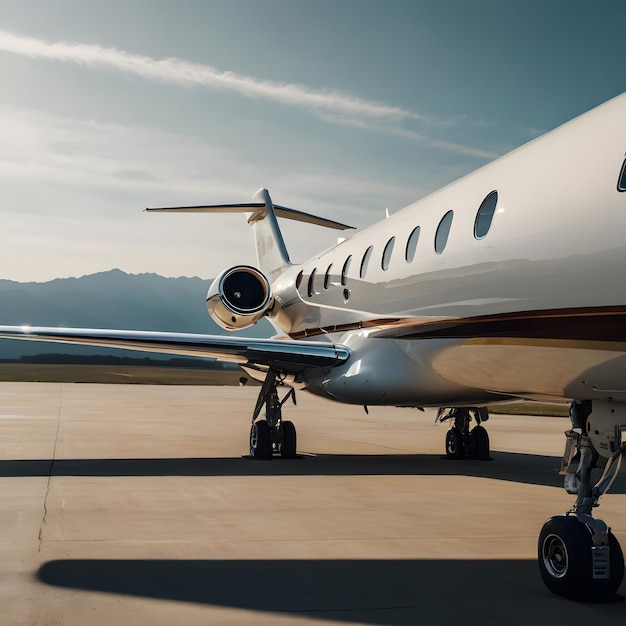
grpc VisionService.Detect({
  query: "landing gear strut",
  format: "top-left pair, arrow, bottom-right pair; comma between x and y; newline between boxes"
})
248,368 -> 298,460
436,407 -> 490,460
538,400 -> 626,601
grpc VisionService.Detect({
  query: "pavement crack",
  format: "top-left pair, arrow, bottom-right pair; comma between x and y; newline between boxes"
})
38,384 -> 63,552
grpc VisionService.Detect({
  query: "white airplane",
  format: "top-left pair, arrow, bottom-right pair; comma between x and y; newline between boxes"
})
2,92 -> 626,602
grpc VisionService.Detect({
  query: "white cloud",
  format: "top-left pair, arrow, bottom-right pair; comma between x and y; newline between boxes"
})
0,30 -> 416,123
315,111 -> 498,159
519,126 -> 545,138
0,30 -> 500,159
0,105 -> 425,208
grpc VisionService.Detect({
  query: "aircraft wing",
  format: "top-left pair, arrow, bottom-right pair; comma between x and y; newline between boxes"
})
0,326 -> 350,373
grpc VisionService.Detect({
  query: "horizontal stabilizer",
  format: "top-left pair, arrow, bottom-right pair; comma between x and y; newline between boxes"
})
146,202 -> 354,231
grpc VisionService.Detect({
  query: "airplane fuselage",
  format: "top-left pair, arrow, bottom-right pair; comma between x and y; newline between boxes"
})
268,94 -> 626,406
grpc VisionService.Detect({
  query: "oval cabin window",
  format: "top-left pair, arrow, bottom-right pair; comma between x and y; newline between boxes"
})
341,256 -> 352,285
405,226 -> 420,262
618,158 -> 626,192
307,268 -> 317,297
474,191 -> 498,239
434,211 -> 454,254
382,237 -> 395,271
360,246 -> 374,279
324,264 -> 333,289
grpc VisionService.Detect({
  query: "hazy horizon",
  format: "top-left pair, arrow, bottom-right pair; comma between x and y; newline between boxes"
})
0,267 -> 210,284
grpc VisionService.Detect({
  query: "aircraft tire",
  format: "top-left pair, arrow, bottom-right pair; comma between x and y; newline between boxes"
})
470,425 -> 490,460
445,427 -> 464,459
538,515 -> 624,601
280,420 -> 297,458
250,419 -> 273,460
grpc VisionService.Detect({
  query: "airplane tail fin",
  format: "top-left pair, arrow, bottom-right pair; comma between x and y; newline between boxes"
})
247,188 -> 292,280
146,188 -> 354,281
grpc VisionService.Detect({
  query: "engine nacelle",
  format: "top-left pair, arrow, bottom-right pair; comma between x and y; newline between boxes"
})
206,265 -> 273,331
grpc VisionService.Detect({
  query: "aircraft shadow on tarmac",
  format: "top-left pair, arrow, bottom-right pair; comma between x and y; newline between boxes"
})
37,557 -> 624,624
1,451 -> 624,492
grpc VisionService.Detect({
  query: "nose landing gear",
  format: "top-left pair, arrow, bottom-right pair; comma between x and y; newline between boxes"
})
538,401 -> 626,601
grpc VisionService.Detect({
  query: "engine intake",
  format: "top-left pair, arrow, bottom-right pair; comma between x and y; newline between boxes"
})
206,265 -> 273,330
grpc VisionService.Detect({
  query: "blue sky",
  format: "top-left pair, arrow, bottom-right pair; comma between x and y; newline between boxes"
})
1,0 -> 624,281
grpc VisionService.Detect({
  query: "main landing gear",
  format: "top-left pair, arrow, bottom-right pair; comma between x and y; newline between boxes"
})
538,400 -> 626,601
436,407 -> 491,460
248,368 -> 298,460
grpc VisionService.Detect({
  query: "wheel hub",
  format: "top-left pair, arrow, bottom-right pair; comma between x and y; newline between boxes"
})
543,534 -> 569,578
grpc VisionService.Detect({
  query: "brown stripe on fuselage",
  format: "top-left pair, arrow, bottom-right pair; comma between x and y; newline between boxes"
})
288,305 -> 626,344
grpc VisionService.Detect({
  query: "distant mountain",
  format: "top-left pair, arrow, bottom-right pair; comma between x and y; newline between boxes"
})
0,269 -> 273,359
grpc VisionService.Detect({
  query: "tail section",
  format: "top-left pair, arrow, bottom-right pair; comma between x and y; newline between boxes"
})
146,188 -> 353,281
247,188 -> 291,280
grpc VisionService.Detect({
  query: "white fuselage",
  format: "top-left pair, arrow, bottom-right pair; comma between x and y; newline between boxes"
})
268,93 -> 626,406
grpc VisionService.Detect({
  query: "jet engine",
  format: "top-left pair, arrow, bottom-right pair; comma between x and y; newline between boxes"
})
206,265 -> 273,330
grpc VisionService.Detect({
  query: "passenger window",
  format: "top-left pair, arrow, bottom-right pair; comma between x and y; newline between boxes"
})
405,226 -> 420,262
307,269 -> 317,297
382,237 -> 395,271
295,270 -> 303,289
618,158 -> 626,192
360,246 -> 374,278
324,264 -> 333,289
474,191 -> 498,239
341,256 -> 352,285
434,211 -> 454,254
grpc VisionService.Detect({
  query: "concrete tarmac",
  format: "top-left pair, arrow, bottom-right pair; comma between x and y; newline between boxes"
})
0,382 -> 625,625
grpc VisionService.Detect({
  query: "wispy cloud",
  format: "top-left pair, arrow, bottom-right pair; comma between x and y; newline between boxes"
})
0,30 -> 497,159
519,126 -> 545,138
316,111 -> 498,159
0,30 -> 414,123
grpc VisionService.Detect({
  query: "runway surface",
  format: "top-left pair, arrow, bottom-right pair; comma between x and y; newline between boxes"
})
0,382 -> 625,625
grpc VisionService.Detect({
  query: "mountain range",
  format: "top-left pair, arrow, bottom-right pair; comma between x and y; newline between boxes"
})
0,269 -> 273,359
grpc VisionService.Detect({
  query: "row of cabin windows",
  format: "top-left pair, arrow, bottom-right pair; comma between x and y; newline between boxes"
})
305,190 -> 499,297
304,156 -> 626,298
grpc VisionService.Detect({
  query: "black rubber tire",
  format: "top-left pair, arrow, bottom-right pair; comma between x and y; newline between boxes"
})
470,425 -> 490,460
538,515 -> 624,601
445,427 -> 465,459
280,420 -> 297,458
250,419 -> 273,460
